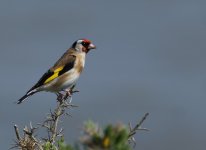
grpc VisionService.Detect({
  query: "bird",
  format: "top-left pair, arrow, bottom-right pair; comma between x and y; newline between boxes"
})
17,39 -> 96,104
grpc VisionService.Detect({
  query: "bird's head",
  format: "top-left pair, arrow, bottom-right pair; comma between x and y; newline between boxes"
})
72,39 -> 96,53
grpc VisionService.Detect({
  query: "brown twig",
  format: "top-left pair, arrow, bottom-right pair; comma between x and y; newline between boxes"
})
12,124 -> 43,150
40,86 -> 78,145
12,86 -> 79,149
14,125 -> 21,141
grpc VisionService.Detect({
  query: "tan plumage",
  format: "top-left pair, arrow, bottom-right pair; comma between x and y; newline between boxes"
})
52,49 -> 76,71
17,39 -> 96,104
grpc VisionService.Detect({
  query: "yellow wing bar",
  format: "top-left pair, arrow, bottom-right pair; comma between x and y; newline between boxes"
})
44,66 -> 64,84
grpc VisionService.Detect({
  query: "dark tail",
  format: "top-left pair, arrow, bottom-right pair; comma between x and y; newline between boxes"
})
17,90 -> 37,104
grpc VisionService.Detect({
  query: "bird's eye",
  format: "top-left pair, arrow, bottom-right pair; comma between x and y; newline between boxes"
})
82,42 -> 89,47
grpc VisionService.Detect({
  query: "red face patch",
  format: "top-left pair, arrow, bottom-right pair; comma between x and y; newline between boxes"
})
82,39 -> 91,44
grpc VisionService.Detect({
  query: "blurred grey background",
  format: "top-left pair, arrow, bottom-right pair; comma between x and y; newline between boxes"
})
1,0 -> 206,149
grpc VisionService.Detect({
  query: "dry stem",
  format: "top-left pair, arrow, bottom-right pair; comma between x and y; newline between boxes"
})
128,113 -> 149,147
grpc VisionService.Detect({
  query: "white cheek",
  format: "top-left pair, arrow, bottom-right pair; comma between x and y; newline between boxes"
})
75,45 -> 83,52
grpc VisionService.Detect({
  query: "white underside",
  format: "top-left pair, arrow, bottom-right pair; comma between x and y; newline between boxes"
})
59,71 -> 80,90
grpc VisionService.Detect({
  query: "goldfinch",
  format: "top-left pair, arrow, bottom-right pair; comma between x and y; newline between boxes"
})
17,39 -> 96,104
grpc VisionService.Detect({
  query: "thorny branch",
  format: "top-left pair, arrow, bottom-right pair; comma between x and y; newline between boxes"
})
12,86 -> 78,150
12,124 -> 43,150
128,112 -> 149,147
41,91 -> 78,145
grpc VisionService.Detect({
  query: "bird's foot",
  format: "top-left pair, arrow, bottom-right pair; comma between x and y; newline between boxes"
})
56,85 -> 79,102
56,90 -> 72,102
63,89 -> 72,100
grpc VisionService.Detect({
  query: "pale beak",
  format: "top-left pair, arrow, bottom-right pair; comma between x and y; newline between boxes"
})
88,43 -> 96,50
